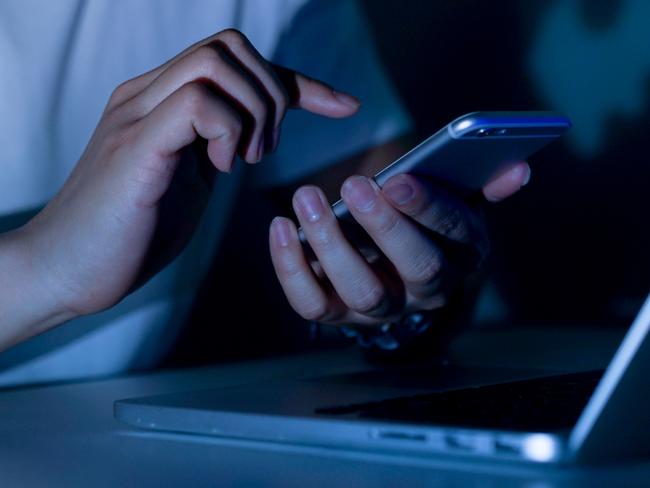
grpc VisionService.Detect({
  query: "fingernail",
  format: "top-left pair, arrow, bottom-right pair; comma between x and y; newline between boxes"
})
521,164 -> 531,186
342,176 -> 377,212
384,182 -> 415,206
332,90 -> 360,109
296,187 -> 324,222
257,134 -> 265,162
271,217 -> 292,247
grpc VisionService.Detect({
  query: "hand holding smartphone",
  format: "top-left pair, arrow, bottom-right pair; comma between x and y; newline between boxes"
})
279,111 -> 571,328
300,111 -> 571,240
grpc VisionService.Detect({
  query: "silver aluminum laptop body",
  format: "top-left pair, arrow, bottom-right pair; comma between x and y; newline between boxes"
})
115,294 -> 650,464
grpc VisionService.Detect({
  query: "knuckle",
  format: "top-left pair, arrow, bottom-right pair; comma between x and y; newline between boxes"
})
407,252 -> 444,287
250,99 -> 268,122
438,207 -> 466,238
217,28 -> 247,47
272,87 -> 290,119
100,103 -> 124,126
222,117 -> 243,143
103,123 -> 139,153
350,283 -> 386,315
278,88 -> 290,112
179,82 -> 208,111
420,294 -> 449,311
108,79 -> 135,107
373,212 -> 401,237
193,45 -> 223,71
298,300 -> 329,322
280,257 -> 304,280
308,225 -> 337,252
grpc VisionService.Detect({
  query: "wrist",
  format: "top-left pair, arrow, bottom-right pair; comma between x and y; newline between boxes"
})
0,227 -> 76,350
22,222 -> 80,323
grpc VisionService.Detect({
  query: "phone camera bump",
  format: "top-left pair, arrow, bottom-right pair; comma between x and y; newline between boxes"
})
476,128 -> 507,137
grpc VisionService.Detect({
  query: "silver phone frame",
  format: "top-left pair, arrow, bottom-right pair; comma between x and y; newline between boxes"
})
329,111 -> 571,220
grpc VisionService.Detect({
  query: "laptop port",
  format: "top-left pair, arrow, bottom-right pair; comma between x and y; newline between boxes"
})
444,433 -> 479,452
373,430 -> 428,443
494,438 -> 522,455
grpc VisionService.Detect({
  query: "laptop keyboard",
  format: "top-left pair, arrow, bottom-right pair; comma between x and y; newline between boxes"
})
315,370 -> 604,431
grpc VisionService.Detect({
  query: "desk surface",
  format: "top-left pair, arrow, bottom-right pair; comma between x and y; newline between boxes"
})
2,326 -> 649,488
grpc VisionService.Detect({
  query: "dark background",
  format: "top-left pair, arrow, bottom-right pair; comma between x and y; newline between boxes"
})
360,0 -> 649,324
166,0 -> 650,367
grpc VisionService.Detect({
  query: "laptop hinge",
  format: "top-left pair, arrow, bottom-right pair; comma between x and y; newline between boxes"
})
569,295 -> 650,463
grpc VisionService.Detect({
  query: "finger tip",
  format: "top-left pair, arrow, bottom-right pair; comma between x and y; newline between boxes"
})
482,190 -> 501,203
519,162 -> 532,186
332,90 -> 361,109
326,106 -> 360,119
323,92 -> 361,118
340,174 -> 368,201
275,215 -> 295,229
301,96 -> 360,119
482,161 -> 532,202
214,160 -> 231,174
269,216 -> 296,249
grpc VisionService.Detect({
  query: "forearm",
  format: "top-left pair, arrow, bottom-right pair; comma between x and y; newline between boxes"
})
0,228 -> 73,351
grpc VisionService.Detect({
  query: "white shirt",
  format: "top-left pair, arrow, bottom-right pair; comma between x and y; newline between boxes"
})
0,0 -> 410,387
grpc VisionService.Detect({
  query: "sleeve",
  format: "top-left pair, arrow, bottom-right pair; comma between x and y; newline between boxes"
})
252,0 -> 413,188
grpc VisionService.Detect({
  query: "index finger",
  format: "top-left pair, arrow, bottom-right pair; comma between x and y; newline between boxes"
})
273,65 -> 361,118
112,29 -> 361,121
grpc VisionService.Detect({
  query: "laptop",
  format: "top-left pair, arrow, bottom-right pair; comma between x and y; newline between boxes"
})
115,293 -> 650,464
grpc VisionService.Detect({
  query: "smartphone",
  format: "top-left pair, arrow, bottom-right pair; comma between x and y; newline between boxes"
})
300,111 -> 571,241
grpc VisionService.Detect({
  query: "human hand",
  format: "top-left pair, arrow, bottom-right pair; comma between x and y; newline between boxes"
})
20,29 -> 360,325
269,162 -> 530,325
